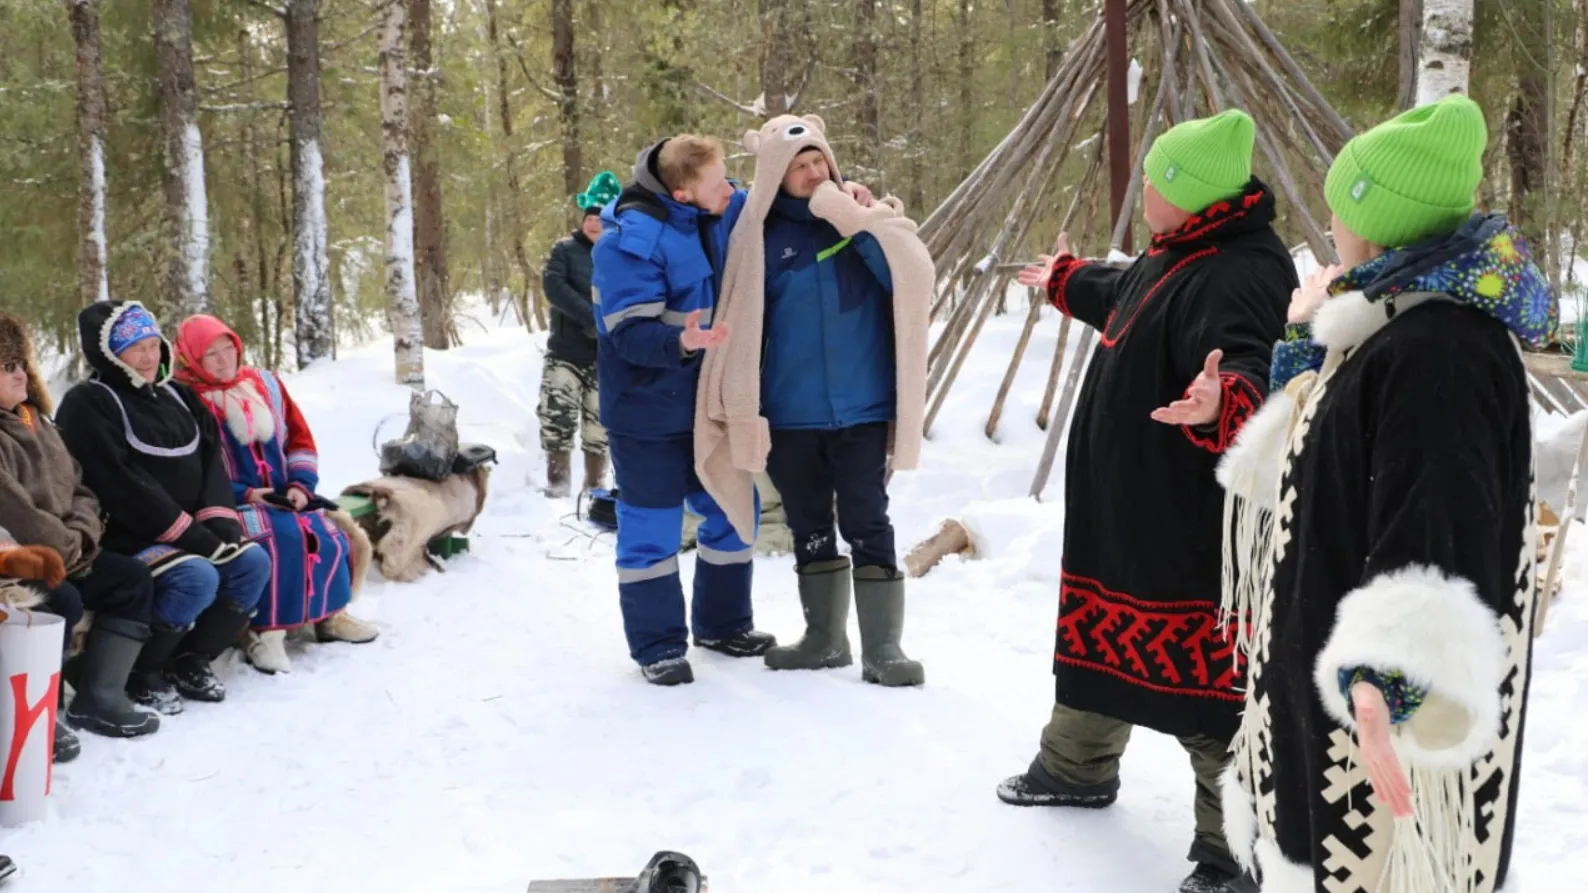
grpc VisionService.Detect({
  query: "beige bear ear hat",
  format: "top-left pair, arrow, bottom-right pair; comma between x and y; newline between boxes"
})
696,114 -> 934,545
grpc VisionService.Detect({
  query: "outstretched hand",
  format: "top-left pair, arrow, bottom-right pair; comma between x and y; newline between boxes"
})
1352,681 -> 1414,818
1017,232 -> 1073,289
1151,349 -> 1225,427
680,309 -> 730,353
1288,263 -> 1344,324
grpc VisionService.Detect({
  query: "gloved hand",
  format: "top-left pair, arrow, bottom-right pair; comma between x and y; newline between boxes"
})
203,516 -> 245,545
0,545 -> 67,589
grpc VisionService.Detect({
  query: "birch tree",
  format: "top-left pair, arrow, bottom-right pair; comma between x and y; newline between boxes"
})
1414,0 -> 1473,105
65,0 -> 109,305
284,0 -> 334,368
154,0 -> 211,315
380,0 -> 423,387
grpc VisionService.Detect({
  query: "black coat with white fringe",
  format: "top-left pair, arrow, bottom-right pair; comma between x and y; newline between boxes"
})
1217,290 -> 1535,893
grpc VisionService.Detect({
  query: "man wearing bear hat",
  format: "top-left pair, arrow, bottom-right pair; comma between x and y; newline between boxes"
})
539,170 -> 620,498
1001,109 -> 1294,893
1217,94 -> 1551,893
694,114 -> 934,688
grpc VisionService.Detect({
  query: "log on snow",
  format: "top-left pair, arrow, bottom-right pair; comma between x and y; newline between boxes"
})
903,519 -> 976,578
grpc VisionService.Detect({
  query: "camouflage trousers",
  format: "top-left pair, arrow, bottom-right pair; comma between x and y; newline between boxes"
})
538,355 -> 607,455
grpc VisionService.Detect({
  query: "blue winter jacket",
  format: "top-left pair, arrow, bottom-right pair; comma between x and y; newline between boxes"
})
761,191 -> 896,430
592,140 -> 746,439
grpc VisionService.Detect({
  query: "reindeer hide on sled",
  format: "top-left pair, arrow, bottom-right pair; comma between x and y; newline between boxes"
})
340,467 -> 490,583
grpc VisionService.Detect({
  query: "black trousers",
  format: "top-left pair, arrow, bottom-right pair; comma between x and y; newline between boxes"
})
765,422 -> 896,571
40,550 -> 155,654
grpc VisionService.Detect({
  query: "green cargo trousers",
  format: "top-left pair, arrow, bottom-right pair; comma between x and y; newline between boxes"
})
1040,703 -> 1236,873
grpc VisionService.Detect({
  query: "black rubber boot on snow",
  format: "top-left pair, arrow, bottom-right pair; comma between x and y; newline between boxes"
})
127,622 -> 187,715
1178,863 -> 1245,893
693,629 -> 776,658
169,599 -> 254,702
995,756 -> 1120,808
852,566 -> 924,687
764,558 -> 853,671
63,617 -> 161,738
53,716 -> 80,763
640,657 -> 694,686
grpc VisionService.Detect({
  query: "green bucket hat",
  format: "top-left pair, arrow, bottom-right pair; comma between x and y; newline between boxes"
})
576,170 -> 622,214
1143,109 -> 1255,213
1324,94 -> 1487,249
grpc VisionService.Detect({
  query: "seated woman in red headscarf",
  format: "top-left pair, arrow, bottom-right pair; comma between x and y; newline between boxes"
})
173,315 -> 378,674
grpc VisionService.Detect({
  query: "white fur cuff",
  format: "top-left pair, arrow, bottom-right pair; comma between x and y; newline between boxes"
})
1220,763 -> 1257,874
1313,564 -> 1506,768
1216,389 -> 1294,510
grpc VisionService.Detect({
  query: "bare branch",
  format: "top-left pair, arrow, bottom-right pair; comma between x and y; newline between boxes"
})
245,0 -> 286,17
693,81 -> 759,116
199,100 -> 290,112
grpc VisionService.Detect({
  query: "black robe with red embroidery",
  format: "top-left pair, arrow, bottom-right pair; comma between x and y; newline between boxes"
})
1044,179 -> 1293,742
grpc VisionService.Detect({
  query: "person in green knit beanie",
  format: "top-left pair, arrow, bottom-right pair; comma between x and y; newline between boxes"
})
1003,106 -> 1295,893
538,169 -> 623,497
1218,94 -> 1555,893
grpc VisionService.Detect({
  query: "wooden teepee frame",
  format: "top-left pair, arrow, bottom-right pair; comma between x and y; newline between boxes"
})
916,0 -> 1588,501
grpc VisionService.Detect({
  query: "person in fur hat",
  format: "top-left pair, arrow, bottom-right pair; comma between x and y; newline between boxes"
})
173,314 -> 377,675
1001,109 -> 1294,893
54,300 -> 272,714
0,311 -> 162,756
538,170 -> 620,498
1217,94 -> 1549,893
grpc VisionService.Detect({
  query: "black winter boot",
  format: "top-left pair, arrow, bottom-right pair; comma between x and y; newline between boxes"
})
693,629 -> 776,658
1178,863 -> 1245,893
0,854 -> 14,883
169,599 -> 254,703
640,657 -> 694,686
64,617 -> 161,738
995,756 -> 1120,808
764,558 -> 853,671
127,622 -> 187,715
852,566 -> 924,686
53,716 -> 80,763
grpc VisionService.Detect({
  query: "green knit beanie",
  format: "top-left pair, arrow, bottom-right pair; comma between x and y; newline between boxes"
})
1324,95 -> 1487,249
576,170 -> 622,212
1143,110 -> 1255,213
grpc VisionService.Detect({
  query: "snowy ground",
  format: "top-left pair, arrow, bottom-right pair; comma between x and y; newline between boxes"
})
7,301 -> 1588,892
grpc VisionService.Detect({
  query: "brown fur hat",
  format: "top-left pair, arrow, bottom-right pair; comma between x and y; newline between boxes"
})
0,312 -> 52,416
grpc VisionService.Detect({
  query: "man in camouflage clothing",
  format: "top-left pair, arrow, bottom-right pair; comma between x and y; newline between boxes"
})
539,172 -> 620,497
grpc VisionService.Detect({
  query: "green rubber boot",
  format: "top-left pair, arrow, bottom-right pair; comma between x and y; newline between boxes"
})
853,565 -> 925,687
764,558 -> 854,671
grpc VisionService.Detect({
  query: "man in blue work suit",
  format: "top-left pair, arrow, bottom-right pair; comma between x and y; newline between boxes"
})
593,135 -> 874,686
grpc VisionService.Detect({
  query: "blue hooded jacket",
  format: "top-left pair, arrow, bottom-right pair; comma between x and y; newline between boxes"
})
591,140 -> 746,439
760,191 -> 896,430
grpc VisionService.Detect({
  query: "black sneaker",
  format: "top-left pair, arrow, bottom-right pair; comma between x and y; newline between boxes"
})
126,670 -> 184,715
995,756 -> 1119,808
693,629 -> 776,658
53,716 -> 80,763
1178,863 -> 1240,893
0,854 -> 16,883
641,657 -> 695,686
167,653 -> 226,703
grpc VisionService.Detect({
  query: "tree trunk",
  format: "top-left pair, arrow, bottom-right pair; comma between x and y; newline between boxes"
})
759,0 -> 794,115
852,0 -> 879,177
1415,0 -> 1473,105
908,0 -> 924,212
1506,3 -> 1548,254
238,27 -> 273,368
1397,0 -> 1422,110
286,0 -> 334,368
380,0 -> 423,387
1042,0 -> 1064,82
587,0 -> 605,127
65,0 -> 109,306
552,0 -> 582,206
956,0 -> 975,178
411,0 -> 452,350
153,0 -> 210,315
1564,0 -> 1588,176
485,0 -> 541,329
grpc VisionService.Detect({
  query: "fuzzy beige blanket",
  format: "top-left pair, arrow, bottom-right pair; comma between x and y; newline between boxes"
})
695,114 -> 934,544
